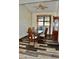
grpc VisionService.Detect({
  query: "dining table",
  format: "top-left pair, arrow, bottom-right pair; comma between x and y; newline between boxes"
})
27,30 -> 43,41
33,30 -> 43,36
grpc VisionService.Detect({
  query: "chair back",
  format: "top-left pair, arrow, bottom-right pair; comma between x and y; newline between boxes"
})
44,28 -> 48,37
28,27 -> 33,41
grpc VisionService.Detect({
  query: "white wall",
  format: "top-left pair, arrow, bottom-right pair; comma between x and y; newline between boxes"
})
19,5 -> 32,38
32,12 -> 58,34
19,5 -> 58,38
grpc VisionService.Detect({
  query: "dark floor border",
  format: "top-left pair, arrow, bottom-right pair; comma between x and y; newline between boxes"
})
19,35 -> 27,40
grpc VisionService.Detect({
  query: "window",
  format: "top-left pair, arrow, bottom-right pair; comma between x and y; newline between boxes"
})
37,15 -> 51,34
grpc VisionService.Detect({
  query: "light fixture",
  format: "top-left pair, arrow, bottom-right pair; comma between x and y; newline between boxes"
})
35,3 -> 48,10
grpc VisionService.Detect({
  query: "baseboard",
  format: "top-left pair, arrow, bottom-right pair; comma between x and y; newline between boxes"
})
19,35 -> 27,40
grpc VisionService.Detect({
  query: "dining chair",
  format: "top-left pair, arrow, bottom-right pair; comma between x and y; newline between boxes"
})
27,27 -> 38,46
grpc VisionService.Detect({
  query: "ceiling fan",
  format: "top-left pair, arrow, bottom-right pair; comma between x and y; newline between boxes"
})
35,3 -> 48,10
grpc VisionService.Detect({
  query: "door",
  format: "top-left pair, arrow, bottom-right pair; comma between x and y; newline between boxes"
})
52,16 -> 59,42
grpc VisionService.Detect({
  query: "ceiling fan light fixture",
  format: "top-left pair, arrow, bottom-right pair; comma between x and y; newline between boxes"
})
35,3 -> 48,10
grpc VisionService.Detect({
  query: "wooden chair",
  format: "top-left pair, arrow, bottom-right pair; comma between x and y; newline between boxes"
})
27,27 -> 38,46
44,28 -> 48,38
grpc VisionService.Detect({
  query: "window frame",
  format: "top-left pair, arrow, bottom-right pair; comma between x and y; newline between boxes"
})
37,15 -> 51,34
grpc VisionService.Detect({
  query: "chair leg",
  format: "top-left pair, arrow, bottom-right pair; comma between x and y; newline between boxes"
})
28,40 -> 30,45
34,39 -> 36,47
28,39 -> 31,45
45,37 -> 46,41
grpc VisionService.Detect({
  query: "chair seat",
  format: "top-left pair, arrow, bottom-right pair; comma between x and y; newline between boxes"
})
29,36 -> 37,39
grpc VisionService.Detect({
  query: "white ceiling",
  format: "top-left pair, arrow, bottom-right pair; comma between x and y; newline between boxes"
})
19,0 -> 59,13
19,0 -> 58,4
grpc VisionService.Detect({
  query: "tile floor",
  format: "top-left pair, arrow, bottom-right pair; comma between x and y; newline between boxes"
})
19,37 -> 59,59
